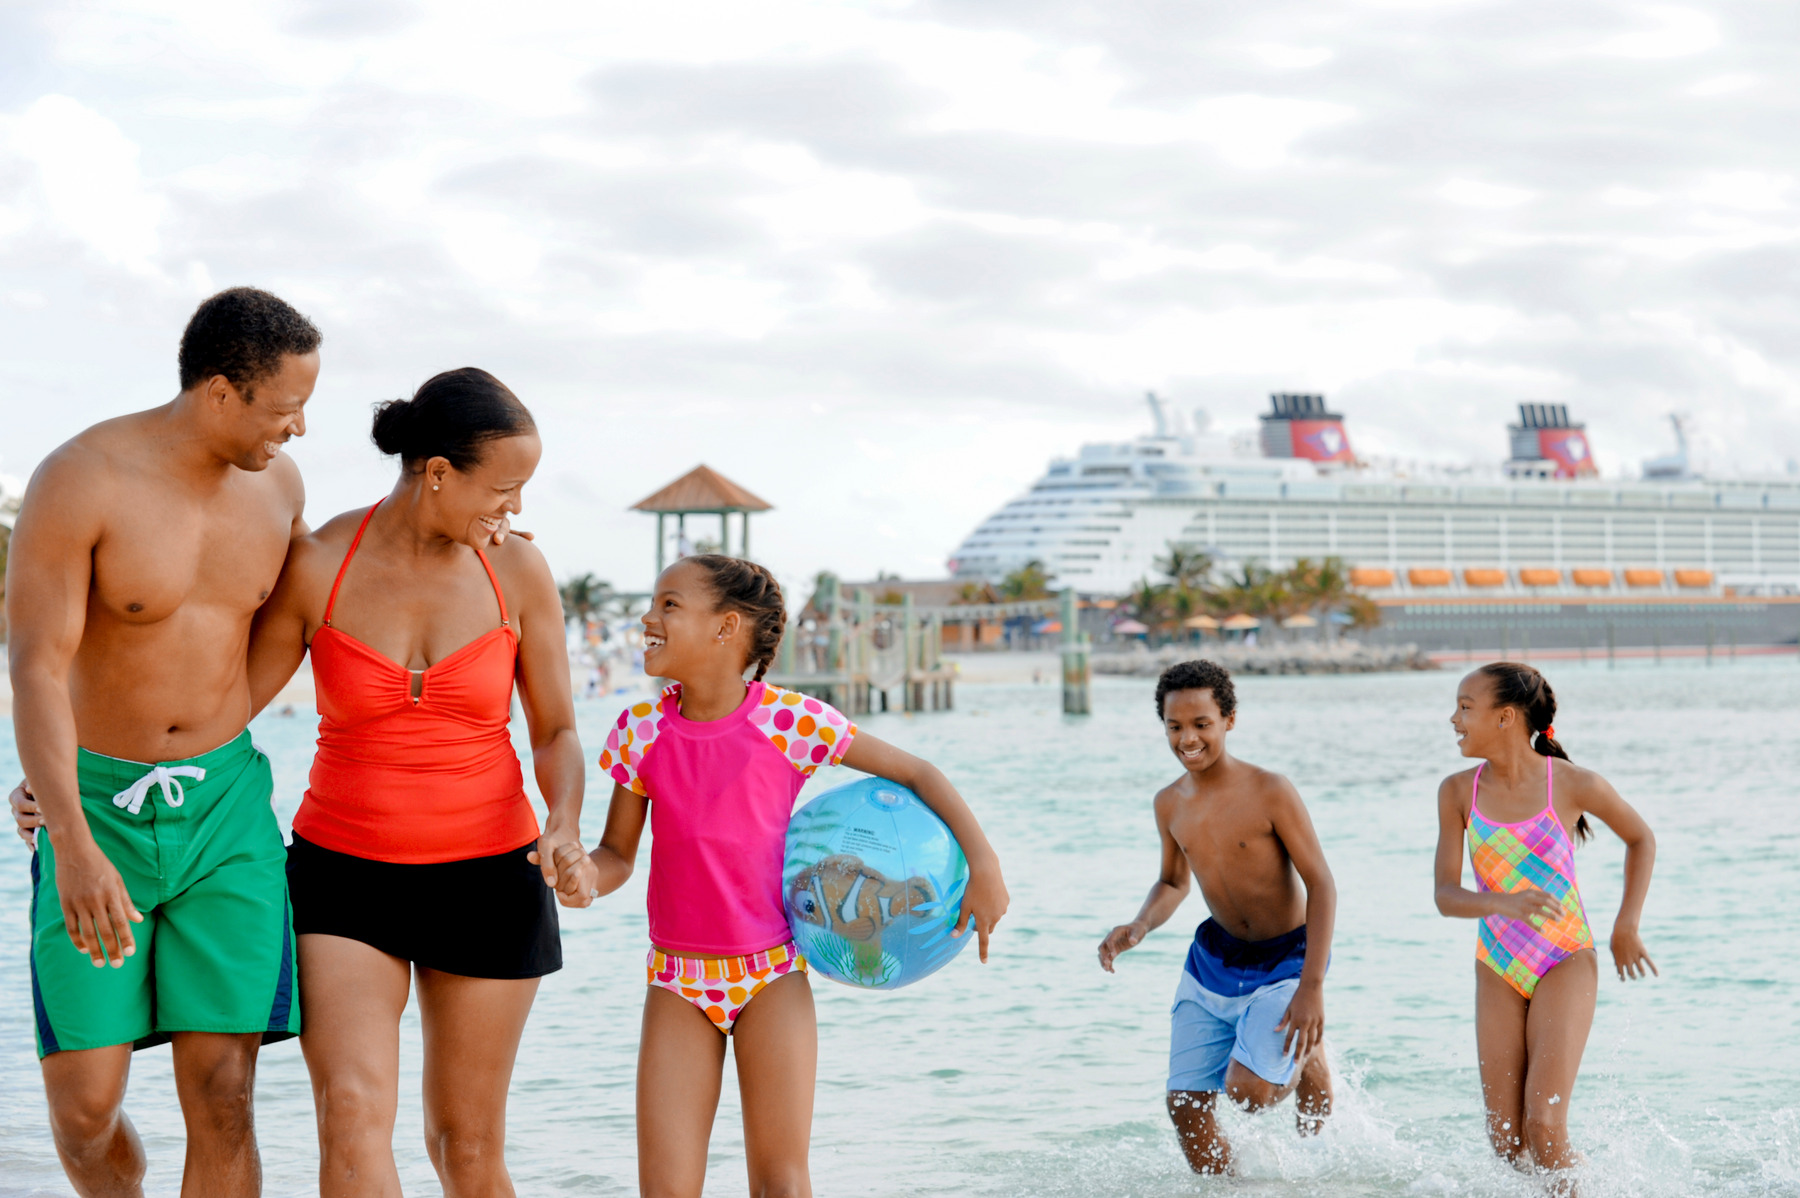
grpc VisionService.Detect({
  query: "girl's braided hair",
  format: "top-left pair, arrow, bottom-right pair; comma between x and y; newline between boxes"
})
688,554 -> 786,681
1477,661 -> 1590,843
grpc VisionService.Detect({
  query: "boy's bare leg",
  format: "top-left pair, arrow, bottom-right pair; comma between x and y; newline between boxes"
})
1219,1046 -> 1332,1135
170,1032 -> 263,1198
1167,1090 -> 1232,1174
732,972 -> 816,1198
1294,1046 -> 1333,1135
41,1045 -> 145,1198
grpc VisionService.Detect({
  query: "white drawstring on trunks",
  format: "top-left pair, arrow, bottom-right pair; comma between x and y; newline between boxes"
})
111,766 -> 207,816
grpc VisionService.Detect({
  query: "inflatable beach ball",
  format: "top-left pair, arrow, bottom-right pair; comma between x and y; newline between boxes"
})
783,776 -> 970,991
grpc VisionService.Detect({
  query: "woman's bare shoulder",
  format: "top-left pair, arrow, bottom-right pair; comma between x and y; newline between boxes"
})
486,531 -> 555,589
285,508 -> 374,578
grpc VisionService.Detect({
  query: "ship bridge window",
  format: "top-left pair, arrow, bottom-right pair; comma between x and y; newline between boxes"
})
1082,465 -> 1133,477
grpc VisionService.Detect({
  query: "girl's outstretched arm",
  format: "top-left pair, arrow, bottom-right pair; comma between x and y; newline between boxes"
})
1434,774 -> 1561,924
588,782 -> 648,898
838,732 -> 1010,961
1571,771 -> 1658,980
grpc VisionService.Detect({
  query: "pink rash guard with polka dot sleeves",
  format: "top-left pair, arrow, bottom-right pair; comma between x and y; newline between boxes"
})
599,681 -> 857,956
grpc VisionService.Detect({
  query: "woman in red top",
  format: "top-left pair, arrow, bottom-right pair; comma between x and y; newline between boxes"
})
249,367 -> 596,1197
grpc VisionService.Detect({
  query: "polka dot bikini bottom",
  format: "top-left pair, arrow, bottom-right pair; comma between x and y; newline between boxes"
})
646,941 -> 807,1034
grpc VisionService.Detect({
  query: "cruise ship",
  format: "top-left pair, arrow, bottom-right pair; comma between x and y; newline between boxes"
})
947,395 -> 1800,649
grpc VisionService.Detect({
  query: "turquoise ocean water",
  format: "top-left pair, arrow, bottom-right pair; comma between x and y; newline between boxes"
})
2,662 -> 1798,1196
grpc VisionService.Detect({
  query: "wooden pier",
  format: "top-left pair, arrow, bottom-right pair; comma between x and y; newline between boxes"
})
762,583 -> 1067,715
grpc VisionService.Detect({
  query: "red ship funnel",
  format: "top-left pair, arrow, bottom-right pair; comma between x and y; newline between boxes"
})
1260,393 -> 1353,463
1507,403 -> 1596,478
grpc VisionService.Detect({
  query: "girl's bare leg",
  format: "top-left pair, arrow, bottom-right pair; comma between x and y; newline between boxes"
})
297,935 -> 411,1198
1166,1090 -> 1231,1174
638,988 -> 728,1198
732,972 -> 817,1198
1474,962 -> 1530,1167
1521,950 -> 1597,1188
415,969 -> 539,1198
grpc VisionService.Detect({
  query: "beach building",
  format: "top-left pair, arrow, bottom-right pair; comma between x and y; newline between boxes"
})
947,395 -> 1800,650
630,464 -> 771,575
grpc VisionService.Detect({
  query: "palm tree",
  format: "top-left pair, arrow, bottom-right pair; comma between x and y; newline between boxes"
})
954,580 -> 999,604
999,559 -> 1055,600
558,573 -> 614,624
1154,543 -> 1216,592
1124,576 -> 1169,628
1343,593 -> 1382,631
1286,556 -> 1351,640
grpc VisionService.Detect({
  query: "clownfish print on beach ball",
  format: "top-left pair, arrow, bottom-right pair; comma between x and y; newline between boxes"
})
782,776 -> 971,990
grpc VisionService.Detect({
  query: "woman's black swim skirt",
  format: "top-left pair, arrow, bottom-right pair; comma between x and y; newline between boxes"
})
287,834 -> 562,979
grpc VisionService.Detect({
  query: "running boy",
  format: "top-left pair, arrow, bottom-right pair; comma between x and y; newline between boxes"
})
1097,660 -> 1336,1174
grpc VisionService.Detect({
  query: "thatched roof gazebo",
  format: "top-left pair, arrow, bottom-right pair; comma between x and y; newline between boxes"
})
631,465 -> 773,575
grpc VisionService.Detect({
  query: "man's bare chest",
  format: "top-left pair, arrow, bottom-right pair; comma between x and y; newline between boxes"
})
92,491 -> 290,625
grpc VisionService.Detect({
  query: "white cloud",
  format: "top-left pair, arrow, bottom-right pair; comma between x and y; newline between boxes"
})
1597,5 -> 1719,60
1438,178 -> 1536,208
1250,44 -> 1334,70
1,94 -> 164,268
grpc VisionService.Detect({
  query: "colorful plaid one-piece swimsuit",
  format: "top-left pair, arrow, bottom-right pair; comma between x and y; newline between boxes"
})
1467,759 -> 1595,998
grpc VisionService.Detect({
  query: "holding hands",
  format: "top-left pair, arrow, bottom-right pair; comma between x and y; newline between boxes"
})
530,823 -> 601,908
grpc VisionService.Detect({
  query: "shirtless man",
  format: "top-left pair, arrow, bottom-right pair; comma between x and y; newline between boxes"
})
1096,659 -> 1337,1174
6,287 -> 319,1198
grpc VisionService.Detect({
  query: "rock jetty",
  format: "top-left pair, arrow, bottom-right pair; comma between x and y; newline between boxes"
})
1093,641 -> 1436,676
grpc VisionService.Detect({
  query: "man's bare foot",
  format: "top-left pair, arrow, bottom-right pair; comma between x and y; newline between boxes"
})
1294,1044 -> 1332,1136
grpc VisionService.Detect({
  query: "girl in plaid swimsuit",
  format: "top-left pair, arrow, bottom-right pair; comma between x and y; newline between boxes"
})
1434,661 -> 1659,1191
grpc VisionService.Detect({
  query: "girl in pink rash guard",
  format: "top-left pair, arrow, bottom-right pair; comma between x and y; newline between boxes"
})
586,555 -> 1010,1198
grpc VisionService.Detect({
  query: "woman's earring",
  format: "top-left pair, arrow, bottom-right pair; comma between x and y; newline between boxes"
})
433,484 -> 440,491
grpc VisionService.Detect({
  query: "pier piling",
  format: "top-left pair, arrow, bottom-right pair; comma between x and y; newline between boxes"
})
1060,588 -> 1091,715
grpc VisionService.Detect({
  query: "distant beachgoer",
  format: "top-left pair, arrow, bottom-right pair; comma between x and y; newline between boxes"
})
6,287 -> 318,1196
247,368 -> 596,1197
1097,659 -> 1336,1174
677,531 -> 693,558
583,555 -> 1009,1196
1434,662 -> 1657,1190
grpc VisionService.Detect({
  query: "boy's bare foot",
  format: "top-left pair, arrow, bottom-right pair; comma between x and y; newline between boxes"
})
1294,1044 -> 1332,1136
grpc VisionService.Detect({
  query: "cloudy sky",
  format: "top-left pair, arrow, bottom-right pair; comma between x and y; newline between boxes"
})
2,0 -> 1797,594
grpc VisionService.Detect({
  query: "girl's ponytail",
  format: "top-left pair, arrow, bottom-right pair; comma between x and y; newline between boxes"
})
1479,661 -> 1591,843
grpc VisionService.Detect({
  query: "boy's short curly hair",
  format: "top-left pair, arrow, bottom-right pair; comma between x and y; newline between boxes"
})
1155,659 -> 1237,720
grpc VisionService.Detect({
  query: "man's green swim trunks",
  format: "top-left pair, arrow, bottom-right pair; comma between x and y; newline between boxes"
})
28,731 -> 300,1057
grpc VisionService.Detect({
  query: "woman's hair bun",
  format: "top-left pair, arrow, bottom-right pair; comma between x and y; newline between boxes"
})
370,398 -> 416,457
367,368 -> 535,471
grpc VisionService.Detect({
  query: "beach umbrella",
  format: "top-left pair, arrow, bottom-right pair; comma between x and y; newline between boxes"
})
1221,614 -> 1261,631
1182,615 -> 1221,630
1282,614 -> 1318,628
1112,618 -> 1150,635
